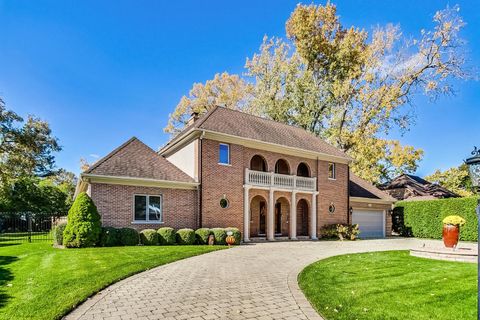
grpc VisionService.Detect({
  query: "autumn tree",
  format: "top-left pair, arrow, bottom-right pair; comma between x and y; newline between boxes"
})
425,164 -> 473,197
249,3 -> 467,182
167,4 -> 469,183
164,72 -> 253,134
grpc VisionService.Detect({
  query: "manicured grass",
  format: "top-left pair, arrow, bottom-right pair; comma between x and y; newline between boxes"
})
299,250 -> 477,320
0,242 -> 224,320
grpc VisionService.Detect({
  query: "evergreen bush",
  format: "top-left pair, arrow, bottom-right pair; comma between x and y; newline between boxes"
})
63,193 -> 101,248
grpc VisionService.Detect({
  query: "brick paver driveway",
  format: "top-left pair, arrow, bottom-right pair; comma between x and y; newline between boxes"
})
66,238 -> 453,320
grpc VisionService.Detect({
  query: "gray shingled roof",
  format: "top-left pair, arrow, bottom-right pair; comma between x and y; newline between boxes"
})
84,137 -> 194,183
163,106 -> 350,159
349,173 -> 396,201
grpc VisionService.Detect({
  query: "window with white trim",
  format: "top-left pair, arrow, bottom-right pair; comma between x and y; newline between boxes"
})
328,163 -> 336,180
219,143 -> 230,165
134,195 -> 163,222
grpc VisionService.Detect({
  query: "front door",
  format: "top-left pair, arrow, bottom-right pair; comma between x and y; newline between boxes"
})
275,202 -> 282,234
259,201 -> 266,235
298,200 -> 309,236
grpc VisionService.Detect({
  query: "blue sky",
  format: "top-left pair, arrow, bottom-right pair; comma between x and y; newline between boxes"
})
0,0 -> 478,177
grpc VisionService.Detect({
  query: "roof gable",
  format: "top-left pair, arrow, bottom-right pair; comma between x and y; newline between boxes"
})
85,137 -> 194,183
349,173 -> 396,201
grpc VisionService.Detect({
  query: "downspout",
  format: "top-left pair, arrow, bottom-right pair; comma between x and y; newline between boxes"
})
198,130 -> 206,228
347,167 -> 351,224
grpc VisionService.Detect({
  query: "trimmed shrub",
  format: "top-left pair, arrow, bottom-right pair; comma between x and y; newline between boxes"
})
99,227 -> 121,247
225,227 -> 241,245
158,227 -> 176,245
211,228 -> 227,245
140,229 -> 159,245
195,228 -> 211,245
119,228 -> 139,246
176,228 -> 196,245
63,193 -> 102,248
395,196 -> 479,241
320,224 -> 360,240
53,223 -> 67,246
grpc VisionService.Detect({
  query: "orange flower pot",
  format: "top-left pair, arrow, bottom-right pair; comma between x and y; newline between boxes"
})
226,235 -> 236,246
442,224 -> 459,248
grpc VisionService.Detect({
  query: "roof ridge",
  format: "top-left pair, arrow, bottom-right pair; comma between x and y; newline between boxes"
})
205,107 -> 346,156
84,137 -> 138,174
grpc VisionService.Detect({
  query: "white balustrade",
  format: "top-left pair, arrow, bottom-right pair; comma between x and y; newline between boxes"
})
245,168 -> 316,191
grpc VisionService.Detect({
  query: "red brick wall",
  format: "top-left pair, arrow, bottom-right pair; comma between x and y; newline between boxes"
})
90,183 -> 198,231
200,138 -> 350,236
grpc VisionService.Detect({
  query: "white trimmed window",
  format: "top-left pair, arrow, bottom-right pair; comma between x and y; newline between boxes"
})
219,143 -> 230,165
328,163 -> 336,180
134,195 -> 163,223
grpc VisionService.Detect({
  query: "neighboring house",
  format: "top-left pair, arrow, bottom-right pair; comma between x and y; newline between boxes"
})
76,107 -> 395,240
378,174 -> 458,201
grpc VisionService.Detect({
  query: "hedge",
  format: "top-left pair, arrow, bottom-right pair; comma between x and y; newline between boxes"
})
176,228 -> 196,245
139,229 -> 159,245
53,223 -> 67,246
395,196 -> 479,241
195,228 -> 211,245
119,228 -> 139,246
211,228 -> 227,245
158,227 -> 176,245
99,227 -> 121,247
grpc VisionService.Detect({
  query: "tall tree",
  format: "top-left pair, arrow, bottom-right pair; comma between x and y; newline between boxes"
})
425,164 -> 473,197
164,72 -> 253,134
0,98 -> 61,184
250,3 -> 467,182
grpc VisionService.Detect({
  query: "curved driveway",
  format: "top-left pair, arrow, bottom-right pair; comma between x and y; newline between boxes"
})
66,238 -> 442,320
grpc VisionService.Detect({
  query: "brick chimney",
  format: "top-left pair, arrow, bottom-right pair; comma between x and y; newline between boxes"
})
187,111 -> 200,126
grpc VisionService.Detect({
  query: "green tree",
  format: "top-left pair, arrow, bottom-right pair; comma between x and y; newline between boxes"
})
0,98 -> 61,185
63,192 -> 101,248
425,164 -> 473,197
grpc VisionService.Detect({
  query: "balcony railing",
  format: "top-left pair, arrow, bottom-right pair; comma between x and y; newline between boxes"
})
245,168 -> 317,192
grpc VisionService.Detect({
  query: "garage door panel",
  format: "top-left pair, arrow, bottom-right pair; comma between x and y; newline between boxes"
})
352,210 -> 384,238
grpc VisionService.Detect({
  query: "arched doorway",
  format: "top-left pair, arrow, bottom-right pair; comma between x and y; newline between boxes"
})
297,199 -> 309,237
275,197 -> 290,236
275,159 -> 290,175
297,162 -> 310,177
250,195 -> 267,236
250,155 -> 268,172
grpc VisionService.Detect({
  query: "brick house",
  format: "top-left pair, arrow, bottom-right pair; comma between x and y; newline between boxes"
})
76,107 -> 395,240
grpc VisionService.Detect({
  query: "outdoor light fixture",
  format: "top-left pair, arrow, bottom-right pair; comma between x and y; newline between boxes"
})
465,146 -> 480,319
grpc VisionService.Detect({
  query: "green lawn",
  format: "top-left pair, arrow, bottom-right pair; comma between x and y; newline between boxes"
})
0,242 -> 224,320
299,250 -> 477,320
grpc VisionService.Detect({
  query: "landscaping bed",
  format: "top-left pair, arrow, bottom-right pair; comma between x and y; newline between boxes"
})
298,250 -> 477,320
0,242 -> 224,320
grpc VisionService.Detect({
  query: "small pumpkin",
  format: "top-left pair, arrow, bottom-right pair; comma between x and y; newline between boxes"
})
226,235 -> 236,246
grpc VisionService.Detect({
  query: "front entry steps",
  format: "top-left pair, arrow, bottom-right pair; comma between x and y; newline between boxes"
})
249,235 -> 313,242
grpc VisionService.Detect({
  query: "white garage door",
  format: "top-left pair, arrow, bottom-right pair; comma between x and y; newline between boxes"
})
352,209 -> 385,238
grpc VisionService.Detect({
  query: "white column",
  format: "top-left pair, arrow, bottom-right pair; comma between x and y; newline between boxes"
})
290,192 -> 297,240
267,188 -> 275,241
310,192 -> 318,240
243,186 -> 250,242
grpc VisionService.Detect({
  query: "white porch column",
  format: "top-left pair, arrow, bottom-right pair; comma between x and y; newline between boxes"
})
310,192 -> 318,240
267,188 -> 275,241
243,186 -> 250,242
290,191 -> 297,240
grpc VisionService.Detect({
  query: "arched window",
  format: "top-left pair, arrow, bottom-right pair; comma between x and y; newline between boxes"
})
296,163 -> 310,177
250,155 -> 268,172
275,159 -> 290,175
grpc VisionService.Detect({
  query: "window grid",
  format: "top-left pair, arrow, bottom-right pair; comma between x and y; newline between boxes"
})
133,194 -> 163,223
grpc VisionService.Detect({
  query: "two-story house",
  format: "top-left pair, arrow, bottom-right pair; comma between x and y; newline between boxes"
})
76,107 -> 395,240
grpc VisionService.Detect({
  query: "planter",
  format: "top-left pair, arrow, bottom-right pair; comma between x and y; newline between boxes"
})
442,224 -> 459,248
226,235 -> 236,247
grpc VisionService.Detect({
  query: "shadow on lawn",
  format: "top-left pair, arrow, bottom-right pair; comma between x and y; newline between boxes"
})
0,255 -> 18,309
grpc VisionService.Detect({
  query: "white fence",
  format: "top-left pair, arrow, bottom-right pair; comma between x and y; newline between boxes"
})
245,169 -> 316,191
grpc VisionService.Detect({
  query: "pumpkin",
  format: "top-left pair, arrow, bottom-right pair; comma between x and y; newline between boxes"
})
226,235 -> 236,246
